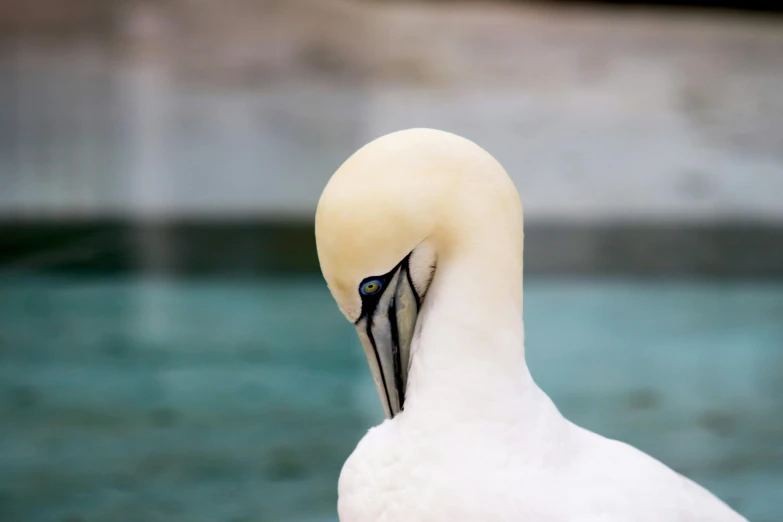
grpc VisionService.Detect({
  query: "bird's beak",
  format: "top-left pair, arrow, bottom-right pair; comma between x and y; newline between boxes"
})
355,261 -> 419,419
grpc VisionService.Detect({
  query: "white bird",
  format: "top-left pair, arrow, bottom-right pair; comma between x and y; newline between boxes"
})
315,128 -> 747,522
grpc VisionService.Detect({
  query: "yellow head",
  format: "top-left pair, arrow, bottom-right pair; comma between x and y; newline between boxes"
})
315,128 -> 523,417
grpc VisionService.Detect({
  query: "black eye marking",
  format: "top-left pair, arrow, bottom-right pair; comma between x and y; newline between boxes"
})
357,255 -> 408,322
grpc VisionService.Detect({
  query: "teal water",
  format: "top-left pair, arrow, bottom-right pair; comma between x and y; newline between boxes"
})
0,276 -> 781,522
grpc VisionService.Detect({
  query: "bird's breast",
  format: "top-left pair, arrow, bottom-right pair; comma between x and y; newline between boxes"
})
336,419 -> 564,522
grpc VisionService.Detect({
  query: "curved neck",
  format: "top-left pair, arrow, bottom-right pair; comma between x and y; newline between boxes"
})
403,231 -> 537,424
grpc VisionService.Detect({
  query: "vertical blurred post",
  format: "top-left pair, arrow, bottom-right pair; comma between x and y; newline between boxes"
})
123,2 -> 172,274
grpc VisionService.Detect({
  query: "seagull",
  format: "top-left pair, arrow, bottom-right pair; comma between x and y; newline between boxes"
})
314,128 -> 747,522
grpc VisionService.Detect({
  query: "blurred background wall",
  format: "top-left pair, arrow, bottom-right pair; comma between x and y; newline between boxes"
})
0,1 -> 781,522
2,0 -> 783,275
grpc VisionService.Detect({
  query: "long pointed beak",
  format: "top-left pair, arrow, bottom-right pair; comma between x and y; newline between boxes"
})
355,262 -> 419,418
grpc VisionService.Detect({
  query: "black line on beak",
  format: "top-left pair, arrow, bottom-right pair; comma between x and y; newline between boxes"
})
404,257 -> 421,311
365,318 -> 393,417
388,296 -> 404,411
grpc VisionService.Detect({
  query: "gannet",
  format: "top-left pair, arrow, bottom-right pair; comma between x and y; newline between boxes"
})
315,128 -> 747,522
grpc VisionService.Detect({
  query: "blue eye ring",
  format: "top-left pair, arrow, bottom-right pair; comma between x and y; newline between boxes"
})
360,279 -> 384,296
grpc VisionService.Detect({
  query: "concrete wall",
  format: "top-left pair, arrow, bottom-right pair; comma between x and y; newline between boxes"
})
1,1 -> 782,223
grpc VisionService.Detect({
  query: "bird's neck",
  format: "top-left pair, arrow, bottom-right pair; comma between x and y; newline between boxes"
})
403,247 -> 542,424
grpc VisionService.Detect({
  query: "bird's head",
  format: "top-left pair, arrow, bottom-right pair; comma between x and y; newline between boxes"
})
315,128 -> 522,418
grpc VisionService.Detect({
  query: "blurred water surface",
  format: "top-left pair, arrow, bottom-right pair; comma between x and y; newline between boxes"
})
0,276 -> 781,522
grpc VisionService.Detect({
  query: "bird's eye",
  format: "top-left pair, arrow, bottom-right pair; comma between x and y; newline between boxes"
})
360,279 -> 383,296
